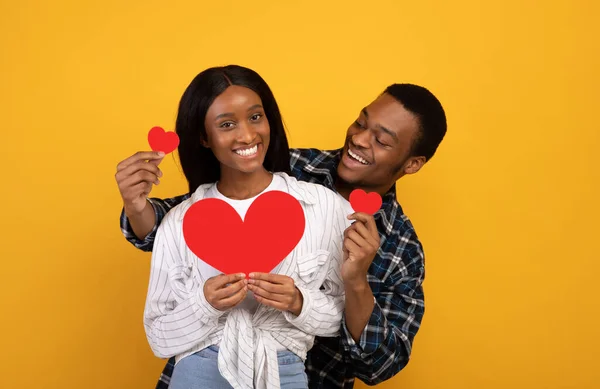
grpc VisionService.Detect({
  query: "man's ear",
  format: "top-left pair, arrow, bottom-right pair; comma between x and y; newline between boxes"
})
403,156 -> 426,175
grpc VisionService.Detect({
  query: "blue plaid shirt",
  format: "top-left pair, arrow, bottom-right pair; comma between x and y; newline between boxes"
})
121,148 -> 426,388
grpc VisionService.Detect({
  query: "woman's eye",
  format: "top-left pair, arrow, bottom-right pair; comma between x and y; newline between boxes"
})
250,113 -> 262,121
355,120 -> 365,129
220,122 -> 234,129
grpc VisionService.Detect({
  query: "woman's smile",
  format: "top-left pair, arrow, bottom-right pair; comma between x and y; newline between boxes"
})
233,143 -> 261,159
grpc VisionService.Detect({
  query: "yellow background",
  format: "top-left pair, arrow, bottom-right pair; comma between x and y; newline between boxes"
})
2,0 -> 599,388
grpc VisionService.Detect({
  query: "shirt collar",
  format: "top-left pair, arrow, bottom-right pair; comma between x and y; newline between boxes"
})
276,172 -> 318,205
300,148 -> 341,190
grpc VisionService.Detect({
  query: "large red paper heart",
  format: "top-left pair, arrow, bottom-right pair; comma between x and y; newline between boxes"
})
349,189 -> 382,215
148,126 -> 179,154
182,190 -> 306,276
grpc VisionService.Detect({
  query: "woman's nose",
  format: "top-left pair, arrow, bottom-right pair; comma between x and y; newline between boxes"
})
236,122 -> 255,144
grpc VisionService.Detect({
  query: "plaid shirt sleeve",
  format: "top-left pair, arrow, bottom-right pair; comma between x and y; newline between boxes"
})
339,229 -> 425,384
120,194 -> 189,252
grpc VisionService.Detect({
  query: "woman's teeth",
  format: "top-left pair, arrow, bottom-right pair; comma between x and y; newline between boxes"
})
235,144 -> 258,156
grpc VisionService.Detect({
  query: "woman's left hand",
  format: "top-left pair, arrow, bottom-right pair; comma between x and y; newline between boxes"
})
248,273 -> 303,316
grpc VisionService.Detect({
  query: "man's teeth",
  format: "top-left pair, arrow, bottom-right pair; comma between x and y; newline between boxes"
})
348,149 -> 369,165
235,145 -> 258,156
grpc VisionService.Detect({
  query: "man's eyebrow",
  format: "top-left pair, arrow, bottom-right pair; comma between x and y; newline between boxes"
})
362,108 -> 398,142
377,124 -> 398,142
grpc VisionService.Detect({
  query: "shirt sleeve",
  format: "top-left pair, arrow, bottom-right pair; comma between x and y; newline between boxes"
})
339,234 -> 425,384
283,192 -> 347,337
120,194 -> 189,252
143,207 -> 225,359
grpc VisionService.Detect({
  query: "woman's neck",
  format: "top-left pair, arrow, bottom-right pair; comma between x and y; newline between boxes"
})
217,167 -> 273,200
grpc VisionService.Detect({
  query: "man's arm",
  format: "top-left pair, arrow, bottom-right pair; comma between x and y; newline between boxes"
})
120,194 -> 189,252
115,149 -> 191,252
341,214 -> 425,384
345,245 -> 424,384
342,261 -> 424,384
123,199 -> 157,240
342,279 -> 376,341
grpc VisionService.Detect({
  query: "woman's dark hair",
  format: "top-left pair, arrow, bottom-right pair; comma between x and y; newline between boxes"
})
175,65 -> 291,193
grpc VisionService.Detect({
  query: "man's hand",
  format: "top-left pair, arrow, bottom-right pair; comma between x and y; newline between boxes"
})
342,212 -> 380,286
248,273 -> 303,316
341,212 -> 379,341
204,273 -> 248,311
115,151 -> 165,216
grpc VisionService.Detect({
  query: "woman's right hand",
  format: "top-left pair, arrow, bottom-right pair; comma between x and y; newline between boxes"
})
204,273 -> 248,311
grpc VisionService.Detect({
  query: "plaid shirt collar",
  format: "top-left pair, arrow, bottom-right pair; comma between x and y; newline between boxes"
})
297,148 -> 400,222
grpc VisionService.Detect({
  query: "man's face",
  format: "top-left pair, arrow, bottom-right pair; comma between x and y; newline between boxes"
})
337,93 -> 425,193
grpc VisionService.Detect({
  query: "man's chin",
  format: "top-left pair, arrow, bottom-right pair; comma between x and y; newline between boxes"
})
336,164 -> 363,186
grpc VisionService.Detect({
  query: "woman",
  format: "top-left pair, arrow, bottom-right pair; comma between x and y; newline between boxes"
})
143,65 -> 349,389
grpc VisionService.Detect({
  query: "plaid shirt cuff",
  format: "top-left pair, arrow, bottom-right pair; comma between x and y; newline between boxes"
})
120,199 -> 160,252
340,296 -> 387,359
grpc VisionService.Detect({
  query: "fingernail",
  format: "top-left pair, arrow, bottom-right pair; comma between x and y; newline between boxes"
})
158,170 -> 163,177
239,273 -> 246,279
157,151 -> 165,157
155,179 -> 160,185
249,273 -> 255,278
248,279 -> 255,284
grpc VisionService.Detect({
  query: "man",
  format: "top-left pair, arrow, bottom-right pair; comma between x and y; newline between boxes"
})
116,83 -> 447,388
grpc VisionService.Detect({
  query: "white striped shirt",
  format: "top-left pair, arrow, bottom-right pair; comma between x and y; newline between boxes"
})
143,172 -> 350,389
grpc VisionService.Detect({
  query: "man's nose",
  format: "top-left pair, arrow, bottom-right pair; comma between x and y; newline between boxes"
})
352,128 -> 371,148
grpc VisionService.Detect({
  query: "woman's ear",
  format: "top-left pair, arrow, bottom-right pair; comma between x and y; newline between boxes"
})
200,138 -> 210,148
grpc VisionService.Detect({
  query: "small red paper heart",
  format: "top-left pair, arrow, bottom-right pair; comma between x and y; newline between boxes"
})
349,189 -> 382,215
182,191 -> 306,276
148,126 -> 179,154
